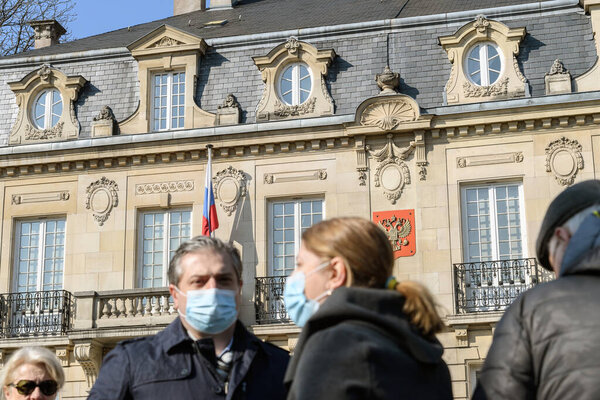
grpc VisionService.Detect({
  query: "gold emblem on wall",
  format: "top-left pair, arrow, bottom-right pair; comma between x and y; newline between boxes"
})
373,210 -> 416,258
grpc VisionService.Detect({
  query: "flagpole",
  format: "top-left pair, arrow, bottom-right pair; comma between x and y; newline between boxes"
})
206,144 -> 214,238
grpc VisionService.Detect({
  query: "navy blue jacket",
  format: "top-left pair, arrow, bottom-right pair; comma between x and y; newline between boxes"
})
88,318 -> 289,400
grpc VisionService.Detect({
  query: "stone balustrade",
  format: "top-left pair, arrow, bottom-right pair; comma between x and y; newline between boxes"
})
73,288 -> 177,330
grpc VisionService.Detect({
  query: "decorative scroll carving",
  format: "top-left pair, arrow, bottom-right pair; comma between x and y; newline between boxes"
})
24,122 -> 64,140
55,346 -> 72,367
264,174 -> 274,184
86,177 -> 119,226
473,15 -> 490,33
273,97 -> 316,117
151,36 -> 184,48
285,36 -> 300,55
74,342 -> 102,388
463,78 -> 509,98
372,135 -> 414,204
37,64 -> 52,82
457,152 -> 523,168
213,166 -> 247,216
135,180 -> 194,195
454,325 -> 469,347
545,137 -> 583,186
376,65 -> 400,94
12,191 -> 69,205
360,100 -> 418,130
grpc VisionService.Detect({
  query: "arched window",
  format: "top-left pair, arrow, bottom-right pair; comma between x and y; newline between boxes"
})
32,89 -> 62,129
279,63 -> 312,105
466,43 -> 503,86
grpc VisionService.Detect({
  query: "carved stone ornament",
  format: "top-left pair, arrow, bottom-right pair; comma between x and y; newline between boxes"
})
24,122 -> 64,140
372,135 -> 414,204
273,97 -> 316,117
93,105 -> 116,122
547,59 -> 569,76
360,99 -> 418,130
376,65 -> 400,94
463,77 -> 509,98
218,93 -> 240,110
213,166 -> 247,216
545,137 -> 584,186
135,180 -> 194,195
74,342 -> 102,388
545,59 -> 572,95
86,177 -> 119,226
285,36 -> 300,55
151,36 -> 184,48
216,94 -> 241,126
473,15 -> 490,33
37,63 -> 52,82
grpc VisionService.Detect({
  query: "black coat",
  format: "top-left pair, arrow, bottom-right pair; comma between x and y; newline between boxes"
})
284,287 -> 453,400
88,318 -> 289,400
474,246 -> 600,399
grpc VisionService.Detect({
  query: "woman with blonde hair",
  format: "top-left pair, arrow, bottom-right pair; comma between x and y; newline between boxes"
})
283,217 -> 452,399
1,347 -> 64,400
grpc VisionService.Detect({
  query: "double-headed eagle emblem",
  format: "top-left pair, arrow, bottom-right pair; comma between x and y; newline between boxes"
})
377,216 -> 411,251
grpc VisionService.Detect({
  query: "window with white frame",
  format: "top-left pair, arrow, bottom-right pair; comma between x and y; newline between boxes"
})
139,209 -> 191,288
461,183 -> 526,262
278,63 -> 312,106
465,43 -> 502,86
152,71 -> 185,131
269,199 -> 324,276
32,89 -> 63,130
13,218 -> 65,293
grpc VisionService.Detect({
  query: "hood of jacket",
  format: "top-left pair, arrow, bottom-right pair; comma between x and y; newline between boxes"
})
297,286 -> 444,364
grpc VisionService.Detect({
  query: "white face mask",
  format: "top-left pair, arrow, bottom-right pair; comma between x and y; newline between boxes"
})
175,286 -> 238,334
283,261 -> 332,327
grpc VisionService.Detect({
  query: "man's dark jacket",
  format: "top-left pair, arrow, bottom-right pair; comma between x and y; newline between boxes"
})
284,286 -> 453,400
88,318 -> 289,400
474,214 -> 600,399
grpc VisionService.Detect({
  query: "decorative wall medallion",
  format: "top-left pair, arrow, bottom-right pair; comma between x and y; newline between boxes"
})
86,177 -> 118,226
373,209 -> 416,258
135,180 -> 194,195
360,100 -> 417,130
463,77 -> 509,98
273,97 -> 316,117
12,191 -> 69,205
372,134 -> 414,204
213,166 -> 247,216
545,137 -> 583,186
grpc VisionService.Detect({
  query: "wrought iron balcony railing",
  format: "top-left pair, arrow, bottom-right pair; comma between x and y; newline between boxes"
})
454,258 -> 553,314
0,290 -> 73,338
255,276 -> 289,325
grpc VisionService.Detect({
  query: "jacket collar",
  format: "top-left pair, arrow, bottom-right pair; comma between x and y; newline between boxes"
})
160,317 -> 194,354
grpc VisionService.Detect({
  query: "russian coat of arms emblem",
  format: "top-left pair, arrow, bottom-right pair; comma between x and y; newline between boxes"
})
372,209 -> 416,258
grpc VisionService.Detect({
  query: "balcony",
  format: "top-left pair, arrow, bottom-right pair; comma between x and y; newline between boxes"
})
0,290 -> 73,338
255,276 -> 289,324
454,257 -> 553,314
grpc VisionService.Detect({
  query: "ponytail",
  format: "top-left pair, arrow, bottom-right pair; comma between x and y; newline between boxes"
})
388,279 -> 444,338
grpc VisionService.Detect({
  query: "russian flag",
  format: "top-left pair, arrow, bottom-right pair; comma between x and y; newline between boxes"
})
202,146 -> 219,236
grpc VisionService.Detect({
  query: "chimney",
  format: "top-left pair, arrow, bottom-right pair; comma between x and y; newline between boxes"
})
209,0 -> 238,9
29,20 -> 66,49
174,0 -> 206,15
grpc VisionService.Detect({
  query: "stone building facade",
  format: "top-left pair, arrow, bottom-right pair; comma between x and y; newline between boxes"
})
0,0 -> 597,398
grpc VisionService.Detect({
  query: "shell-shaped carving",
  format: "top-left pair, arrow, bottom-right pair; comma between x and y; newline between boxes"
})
360,100 -> 417,131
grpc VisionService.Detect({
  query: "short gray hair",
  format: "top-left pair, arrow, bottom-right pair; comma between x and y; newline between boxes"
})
0,347 -> 64,400
168,236 -> 242,285
548,203 -> 600,255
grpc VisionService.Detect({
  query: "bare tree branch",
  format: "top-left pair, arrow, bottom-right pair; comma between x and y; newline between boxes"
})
0,0 -> 75,56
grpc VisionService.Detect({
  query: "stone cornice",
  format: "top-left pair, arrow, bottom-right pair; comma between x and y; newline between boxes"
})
1,95 -> 600,179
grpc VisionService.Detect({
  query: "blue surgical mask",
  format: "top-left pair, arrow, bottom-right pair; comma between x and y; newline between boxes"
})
176,287 -> 238,335
284,261 -> 331,327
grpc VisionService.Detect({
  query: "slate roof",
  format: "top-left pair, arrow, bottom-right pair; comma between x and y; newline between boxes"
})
2,0 -> 555,59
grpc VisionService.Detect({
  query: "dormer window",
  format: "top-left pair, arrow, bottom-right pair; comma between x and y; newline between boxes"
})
152,71 -> 185,131
466,43 -> 502,86
279,63 -> 312,106
32,89 -> 63,130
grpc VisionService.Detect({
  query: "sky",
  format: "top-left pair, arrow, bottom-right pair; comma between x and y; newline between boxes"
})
71,0 -> 174,40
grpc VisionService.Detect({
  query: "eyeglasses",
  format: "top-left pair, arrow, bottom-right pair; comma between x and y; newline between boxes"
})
8,380 -> 58,396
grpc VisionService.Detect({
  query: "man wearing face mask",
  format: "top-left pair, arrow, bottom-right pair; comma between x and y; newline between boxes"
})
88,236 -> 289,400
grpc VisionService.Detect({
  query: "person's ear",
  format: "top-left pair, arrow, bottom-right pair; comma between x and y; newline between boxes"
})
169,284 -> 181,310
328,257 -> 347,290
